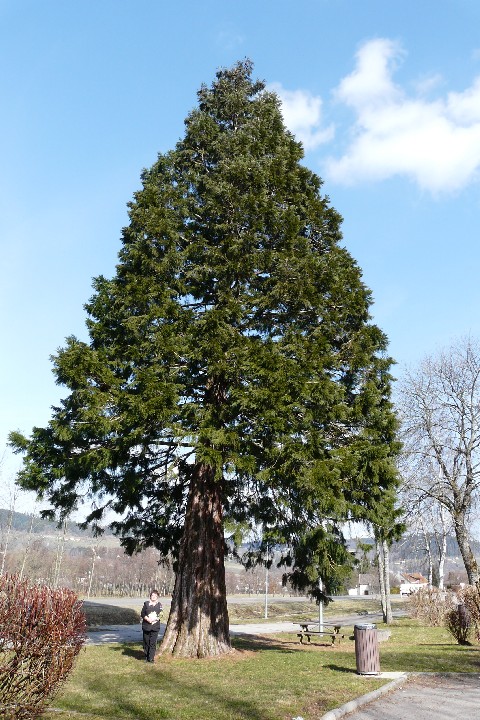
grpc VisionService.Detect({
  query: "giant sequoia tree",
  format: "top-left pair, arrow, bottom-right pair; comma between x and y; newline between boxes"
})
10,61 -> 399,657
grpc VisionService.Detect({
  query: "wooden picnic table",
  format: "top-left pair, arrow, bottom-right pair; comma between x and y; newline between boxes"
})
297,622 -> 344,645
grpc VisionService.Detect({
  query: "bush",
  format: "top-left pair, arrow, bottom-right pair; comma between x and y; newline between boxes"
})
446,603 -> 472,645
0,574 -> 86,719
408,587 -> 457,626
458,584 -> 480,641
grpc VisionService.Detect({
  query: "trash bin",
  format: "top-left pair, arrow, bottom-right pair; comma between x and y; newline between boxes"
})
354,623 -> 380,675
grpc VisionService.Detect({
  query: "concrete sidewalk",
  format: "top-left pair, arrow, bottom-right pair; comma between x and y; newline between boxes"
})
86,620 -> 307,644
320,672 -> 480,720
85,609 -> 400,645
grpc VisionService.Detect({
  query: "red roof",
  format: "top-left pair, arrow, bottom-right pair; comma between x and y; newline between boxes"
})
401,572 -> 428,584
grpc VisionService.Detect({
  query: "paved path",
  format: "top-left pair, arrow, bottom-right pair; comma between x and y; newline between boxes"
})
86,620 -> 313,644
85,610 -> 398,644
321,672 -> 480,720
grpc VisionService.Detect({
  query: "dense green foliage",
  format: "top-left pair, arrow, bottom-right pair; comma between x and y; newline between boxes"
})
10,60 -> 399,600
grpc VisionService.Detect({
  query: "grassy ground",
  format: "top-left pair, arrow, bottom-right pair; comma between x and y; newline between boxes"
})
43,618 -> 480,720
83,602 -> 141,626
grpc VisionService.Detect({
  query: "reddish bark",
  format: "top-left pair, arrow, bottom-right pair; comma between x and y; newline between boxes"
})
159,462 -> 231,657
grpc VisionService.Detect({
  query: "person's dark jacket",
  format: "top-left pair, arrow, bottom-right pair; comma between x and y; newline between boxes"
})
141,600 -> 162,632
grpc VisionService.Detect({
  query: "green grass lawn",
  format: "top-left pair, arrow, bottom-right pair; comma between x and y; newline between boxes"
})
43,619 -> 480,720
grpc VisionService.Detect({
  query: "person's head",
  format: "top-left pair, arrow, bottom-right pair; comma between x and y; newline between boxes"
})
149,590 -> 159,602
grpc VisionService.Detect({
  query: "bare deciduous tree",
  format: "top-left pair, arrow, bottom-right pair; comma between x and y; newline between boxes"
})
18,512 -> 36,581
399,337 -> 480,584
0,477 -> 20,576
398,453 -> 452,590
52,519 -> 68,589
374,530 -> 392,623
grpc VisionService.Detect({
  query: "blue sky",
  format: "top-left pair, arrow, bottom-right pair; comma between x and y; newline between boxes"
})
2,0 -> 480,508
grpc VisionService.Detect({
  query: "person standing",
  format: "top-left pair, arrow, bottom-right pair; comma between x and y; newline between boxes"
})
141,590 -> 163,662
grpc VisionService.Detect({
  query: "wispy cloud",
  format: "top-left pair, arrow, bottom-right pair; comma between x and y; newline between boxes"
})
413,73 -> 443,97
215,24 -> 244,52
325,38 -> 480,194
270,83 -> 334,150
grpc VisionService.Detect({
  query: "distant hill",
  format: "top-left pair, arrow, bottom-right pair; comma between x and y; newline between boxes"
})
3,510 -> 477,563
347,533 -> 480,562
0,508 -> 111,537
390,532 -> 480,560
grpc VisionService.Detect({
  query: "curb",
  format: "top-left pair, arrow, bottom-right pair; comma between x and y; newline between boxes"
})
319,673 -> 409,720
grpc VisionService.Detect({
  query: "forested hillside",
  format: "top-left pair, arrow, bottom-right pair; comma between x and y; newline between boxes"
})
0,508 -> 102,536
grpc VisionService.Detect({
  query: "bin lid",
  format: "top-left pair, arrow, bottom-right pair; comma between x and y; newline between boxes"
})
354,623 -> 377,630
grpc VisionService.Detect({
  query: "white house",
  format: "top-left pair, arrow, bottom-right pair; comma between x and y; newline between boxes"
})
348,573 -> 378,596
399,572 -> 428,596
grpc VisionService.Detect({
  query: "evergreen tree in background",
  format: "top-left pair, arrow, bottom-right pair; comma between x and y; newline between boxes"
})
10,61 -> 400,658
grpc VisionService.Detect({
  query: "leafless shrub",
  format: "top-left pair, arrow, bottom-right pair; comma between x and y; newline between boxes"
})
445,603 -> 472,644
0,574 -> 86,719
457,584 -> 480,641
408,587 -> 457,626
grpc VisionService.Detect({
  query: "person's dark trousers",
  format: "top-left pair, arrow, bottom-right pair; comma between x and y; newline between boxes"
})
143,629 -> 159,662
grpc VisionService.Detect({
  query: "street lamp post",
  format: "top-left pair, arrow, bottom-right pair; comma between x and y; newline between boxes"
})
318,576 -> 323,632
264,544 -> 269,619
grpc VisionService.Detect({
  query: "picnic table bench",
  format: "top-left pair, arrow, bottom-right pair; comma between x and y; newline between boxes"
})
297,622 -> 344,645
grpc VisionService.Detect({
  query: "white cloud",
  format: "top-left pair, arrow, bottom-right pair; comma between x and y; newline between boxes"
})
413,73 -> 443,97
447,77 -> 480,124
270,83 -> 334,150
326,39 -> 480,194
335,38 -> 403,109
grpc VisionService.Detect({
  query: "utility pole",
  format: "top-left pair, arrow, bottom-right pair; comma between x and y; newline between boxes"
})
318,576 -> 323,631
264,544 -> 269,619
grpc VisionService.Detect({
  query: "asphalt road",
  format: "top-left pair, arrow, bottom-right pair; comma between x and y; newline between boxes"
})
325,672 -> 480,720
85,608 -> 401,645
86,620 -> 293,644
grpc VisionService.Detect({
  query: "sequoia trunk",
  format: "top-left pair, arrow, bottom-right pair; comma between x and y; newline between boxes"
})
159,462 -> 231,657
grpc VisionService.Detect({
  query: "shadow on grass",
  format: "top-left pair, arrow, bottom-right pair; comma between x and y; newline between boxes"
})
232,635 -> 304,653
324,664 -> 357,674
64,646 -> 297,720
117,644 -> 145,661
110,635 -> 302,658
233,633 -> 343,652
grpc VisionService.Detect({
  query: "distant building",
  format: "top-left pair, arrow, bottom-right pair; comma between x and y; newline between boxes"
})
399,572 -> 428,596
348,573 -> 379,596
